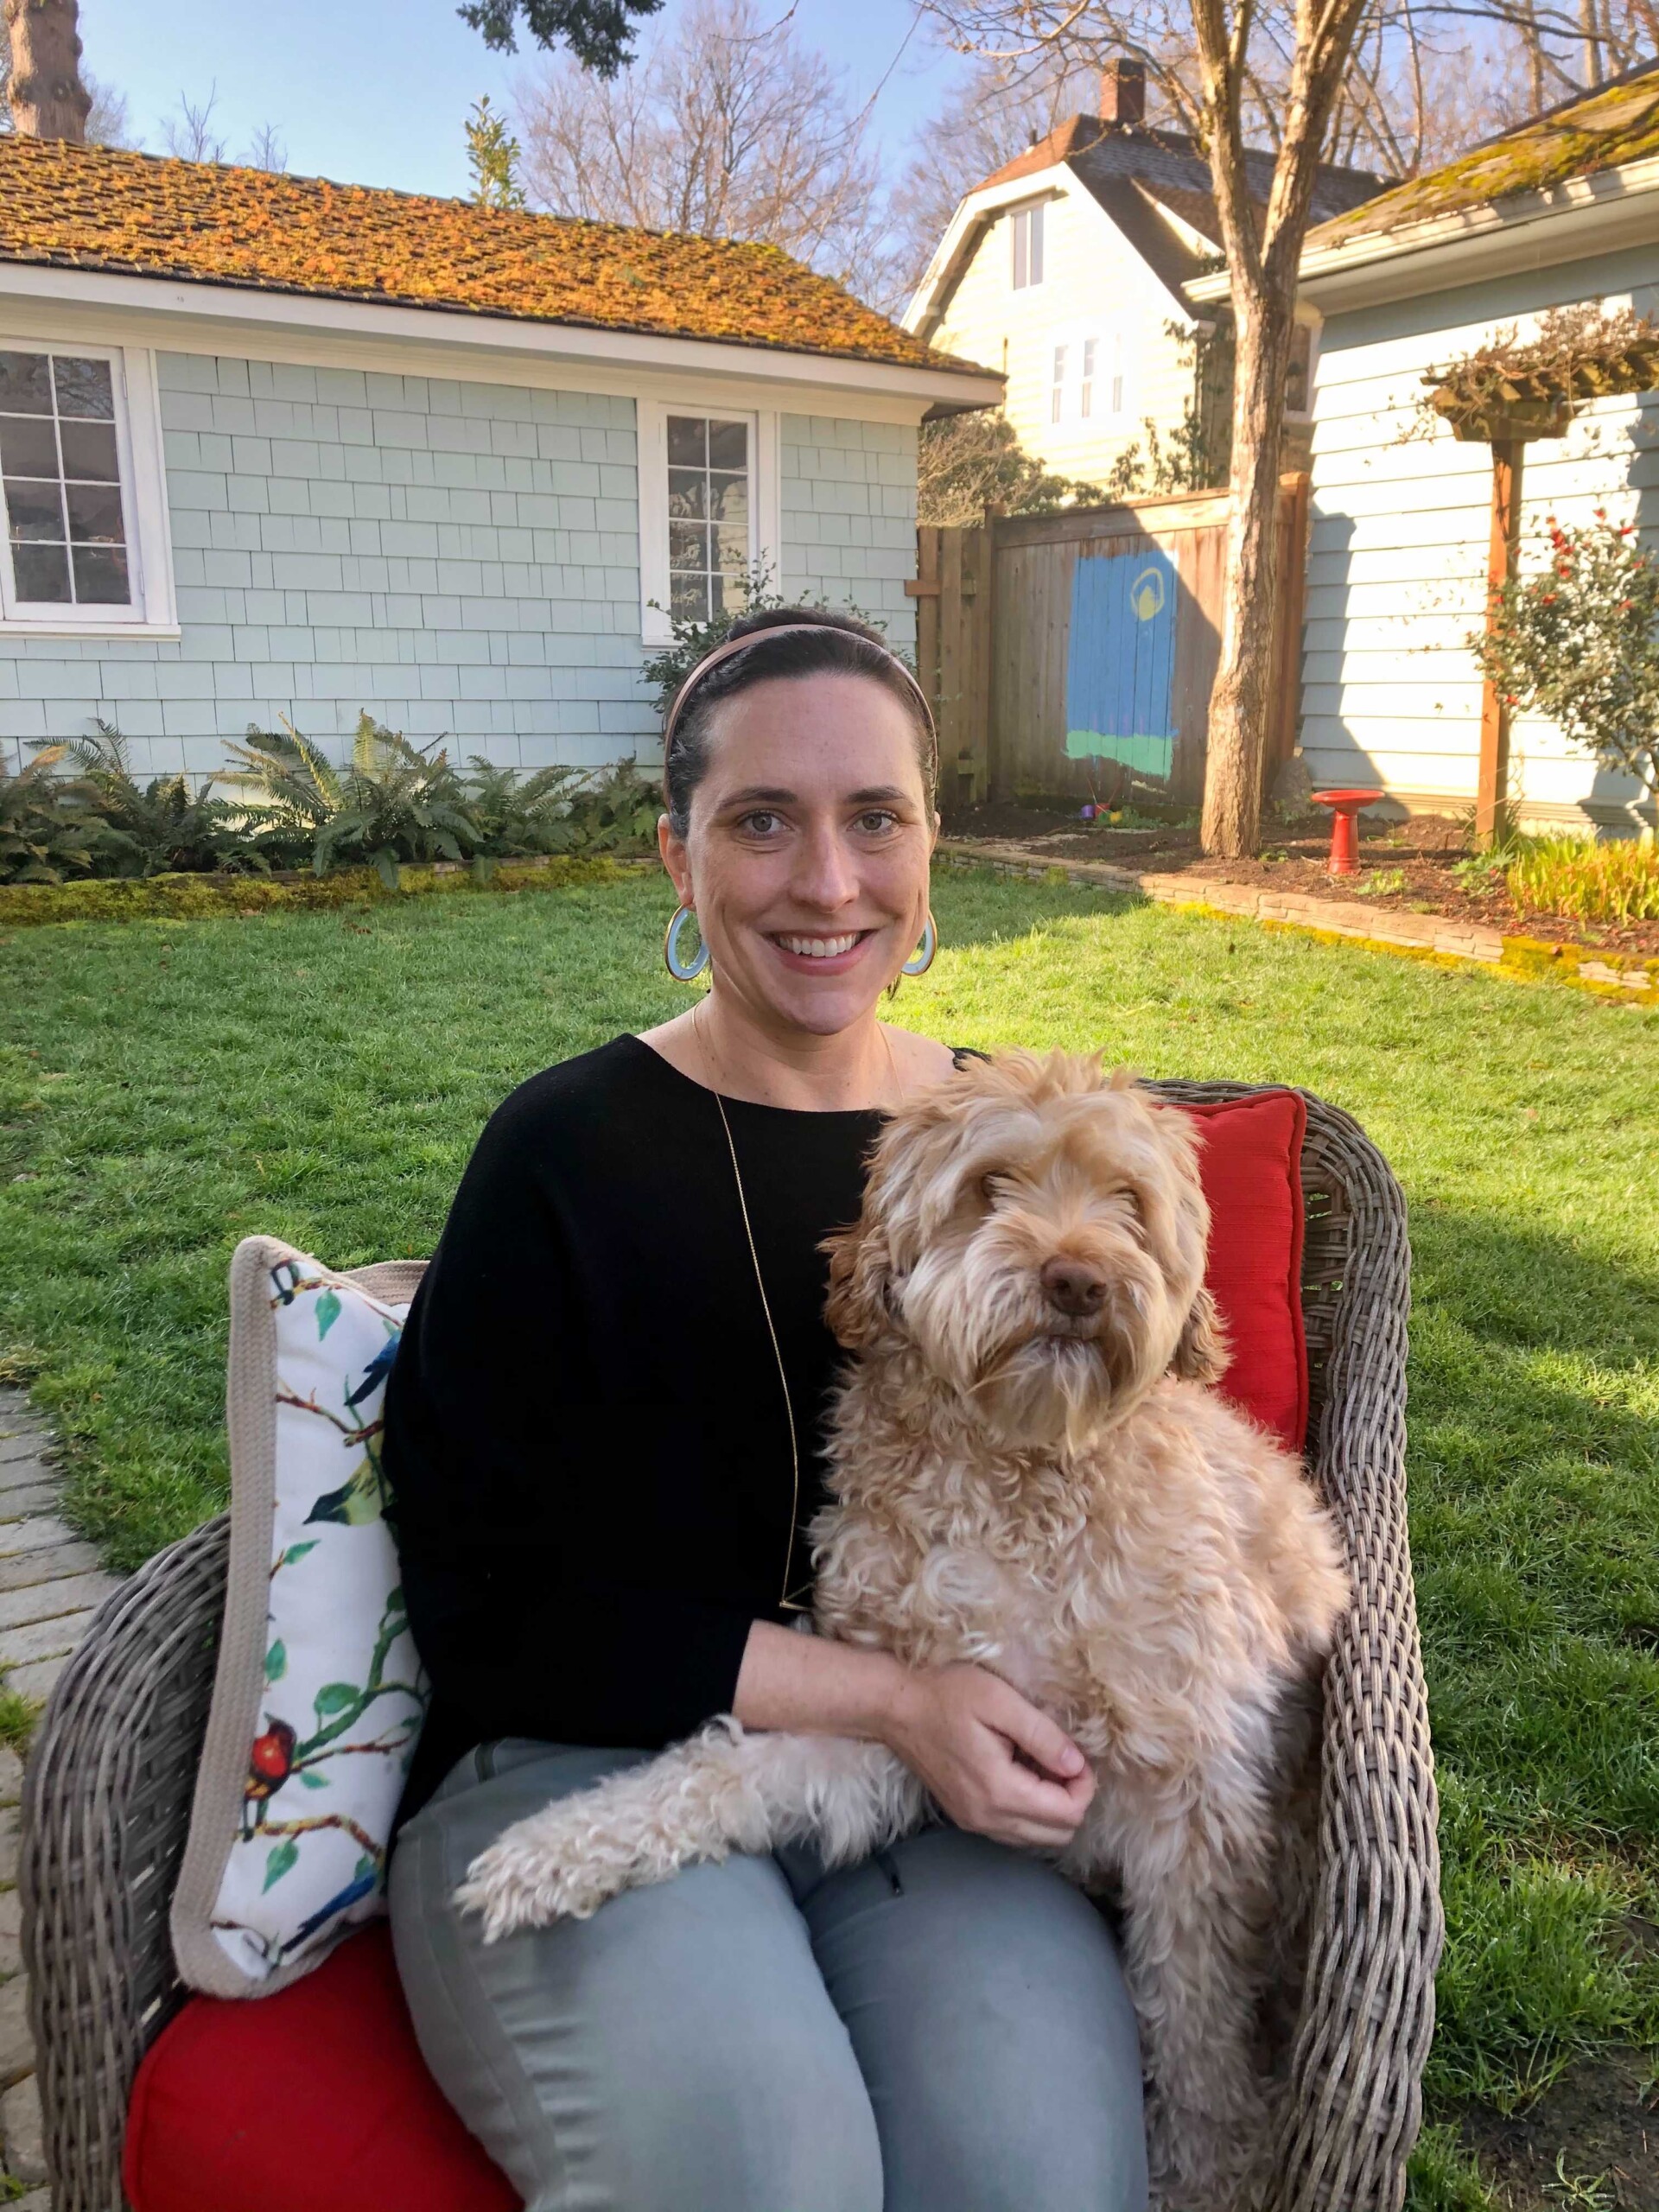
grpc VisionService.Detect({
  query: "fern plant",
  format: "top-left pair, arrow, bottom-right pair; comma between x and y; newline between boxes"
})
64,722 -> 261,877
0,745 -> 117,885
220,717 -> 346,868
563,760 -> 661,851
226,714 -> 483,887
461,755 -> 588,862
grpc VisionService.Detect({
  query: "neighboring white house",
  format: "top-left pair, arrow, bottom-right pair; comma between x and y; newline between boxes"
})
902,60 -> 1376,487
0,136 -> 1000,784
1218,66 -> 1659,832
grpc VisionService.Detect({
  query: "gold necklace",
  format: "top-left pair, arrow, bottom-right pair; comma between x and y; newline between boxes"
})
694,999 -> 903,1612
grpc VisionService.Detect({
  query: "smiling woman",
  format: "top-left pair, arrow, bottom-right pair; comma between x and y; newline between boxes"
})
378,607 -> 1151,2212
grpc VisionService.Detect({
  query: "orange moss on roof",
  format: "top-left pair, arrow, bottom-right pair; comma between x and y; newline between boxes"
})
1311,66 -> 1659,246
0,136 -> 970,372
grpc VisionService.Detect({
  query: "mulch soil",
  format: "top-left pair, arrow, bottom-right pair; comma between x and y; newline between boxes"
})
940,807 -> 1659,959
1454,2047 -> 1659,2210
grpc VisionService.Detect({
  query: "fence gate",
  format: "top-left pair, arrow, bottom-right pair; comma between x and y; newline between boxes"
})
915,477 -> 1309,810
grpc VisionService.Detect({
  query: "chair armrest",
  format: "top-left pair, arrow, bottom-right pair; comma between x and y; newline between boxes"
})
1275,1100 -> 1443,2212
21,1515 -> 229,2212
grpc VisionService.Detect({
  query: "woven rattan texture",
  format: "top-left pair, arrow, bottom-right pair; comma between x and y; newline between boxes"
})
21,1085 -> 1440,2212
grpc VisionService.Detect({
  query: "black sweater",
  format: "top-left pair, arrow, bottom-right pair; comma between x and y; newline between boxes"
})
382,1034 -> 883,1818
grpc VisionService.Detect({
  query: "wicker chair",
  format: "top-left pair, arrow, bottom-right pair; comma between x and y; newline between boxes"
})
19,1082 -> 1443,2212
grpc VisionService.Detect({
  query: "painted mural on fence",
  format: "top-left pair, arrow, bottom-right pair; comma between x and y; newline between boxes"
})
1065,545 -> 1178,780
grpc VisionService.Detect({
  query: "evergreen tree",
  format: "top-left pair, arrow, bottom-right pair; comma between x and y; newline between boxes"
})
466,95 -> 525,210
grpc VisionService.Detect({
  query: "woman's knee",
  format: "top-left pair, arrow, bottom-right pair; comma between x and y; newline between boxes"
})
391,1767 -> 881,2212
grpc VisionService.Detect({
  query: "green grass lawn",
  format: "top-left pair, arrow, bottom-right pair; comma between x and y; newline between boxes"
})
3,867 -> 1656,2209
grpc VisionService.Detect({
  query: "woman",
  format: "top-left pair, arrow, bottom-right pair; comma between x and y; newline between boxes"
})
382,608 -> 1149,2212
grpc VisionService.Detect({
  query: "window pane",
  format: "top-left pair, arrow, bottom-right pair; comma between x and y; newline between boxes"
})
666,416 -> 707,467
66,480 -> 125,545
4,478 -> 66,541
51,356 -> 115,420
1028,202 -> 1045,284
707,419 -> 747,471
667,467 -> 708,519
669,518 -> 709,571
710,570 -> 747,615
59,418 -> 120,482
73,544 -> 131,603
12,541 -> 70,601
0,353 -> 51,415
671,570 -> 709,620
708,471 -> 747,524
0,416 -> 59,477
715,522 -> 747,569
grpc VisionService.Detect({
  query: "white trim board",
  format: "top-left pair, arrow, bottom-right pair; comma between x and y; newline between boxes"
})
0,263 -> 1003,423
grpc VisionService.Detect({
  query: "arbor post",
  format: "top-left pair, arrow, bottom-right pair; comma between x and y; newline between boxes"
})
1475,439 -> 1522,846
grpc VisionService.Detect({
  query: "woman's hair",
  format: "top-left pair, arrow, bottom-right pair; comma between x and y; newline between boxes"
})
662,607 -> 937,838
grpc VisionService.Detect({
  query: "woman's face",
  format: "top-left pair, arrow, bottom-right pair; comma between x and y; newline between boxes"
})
659,670 -> 937,1039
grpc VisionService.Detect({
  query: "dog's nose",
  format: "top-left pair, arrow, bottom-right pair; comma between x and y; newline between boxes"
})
1040,1256 -> 1108,1317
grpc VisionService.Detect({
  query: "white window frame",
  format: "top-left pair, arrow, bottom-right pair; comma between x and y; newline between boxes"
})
1051,325 -> 1128,427
1009,201 -> 1045,291
636,397 -> 779,647
0,340 -> 176,638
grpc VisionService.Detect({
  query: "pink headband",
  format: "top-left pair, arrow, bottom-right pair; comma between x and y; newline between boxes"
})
660,621 -> 939,773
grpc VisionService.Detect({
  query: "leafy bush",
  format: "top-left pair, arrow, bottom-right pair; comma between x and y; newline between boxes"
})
0,744 -> 114,885
639,564 -> 898,719
1504,834 -> 1659,925
1470,510 -> 1659,827
63,721 -> 262,878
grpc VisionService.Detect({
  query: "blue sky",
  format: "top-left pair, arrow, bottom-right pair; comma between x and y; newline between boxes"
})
81,0 -> 969,200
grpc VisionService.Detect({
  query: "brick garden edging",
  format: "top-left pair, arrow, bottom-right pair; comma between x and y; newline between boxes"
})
0,1388 -> 123,2208
938,838 -> 1658,1001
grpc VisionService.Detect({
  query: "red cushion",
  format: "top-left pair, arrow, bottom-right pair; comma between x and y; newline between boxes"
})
1181,1090 -> 1309,1453
125,1923 -> 519,2212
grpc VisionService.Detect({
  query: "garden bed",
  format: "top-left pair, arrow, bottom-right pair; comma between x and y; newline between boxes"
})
942,805 -> 1659,958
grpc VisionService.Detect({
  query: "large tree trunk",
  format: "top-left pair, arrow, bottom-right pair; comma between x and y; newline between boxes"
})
5,0 -> 90,143
1200,277 -> 1296,857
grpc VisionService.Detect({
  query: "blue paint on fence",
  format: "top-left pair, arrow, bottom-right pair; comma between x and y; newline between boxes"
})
1064,546 -> 1178,779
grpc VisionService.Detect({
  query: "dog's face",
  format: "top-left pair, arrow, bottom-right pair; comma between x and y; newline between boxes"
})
826,1052 -> 1225,1447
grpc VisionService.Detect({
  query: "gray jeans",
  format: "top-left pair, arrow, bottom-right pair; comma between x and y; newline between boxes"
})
390,1740 -> 1149,2212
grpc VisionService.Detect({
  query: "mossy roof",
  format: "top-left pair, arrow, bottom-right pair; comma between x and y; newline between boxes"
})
1309,64 -> 1659,247
0,135 -> 969,373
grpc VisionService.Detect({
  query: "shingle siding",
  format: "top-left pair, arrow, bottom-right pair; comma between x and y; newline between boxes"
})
781,414 -> 918,644
1305,243 -> 1659,830
2,359 -> 921,779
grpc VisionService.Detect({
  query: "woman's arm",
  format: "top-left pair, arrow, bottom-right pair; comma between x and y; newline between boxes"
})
733,1621 -> 1095,1850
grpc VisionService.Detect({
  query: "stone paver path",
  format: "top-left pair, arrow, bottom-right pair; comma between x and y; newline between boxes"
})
0,1386 -> 122,2207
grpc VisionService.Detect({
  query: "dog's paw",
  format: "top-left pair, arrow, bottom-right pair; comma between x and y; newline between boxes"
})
454,1828 -> 628,1941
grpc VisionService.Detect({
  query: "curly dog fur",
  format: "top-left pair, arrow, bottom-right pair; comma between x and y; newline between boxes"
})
456,1051 -> 1351,2209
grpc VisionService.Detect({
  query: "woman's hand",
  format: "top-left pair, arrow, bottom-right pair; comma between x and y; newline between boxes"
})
881,1663 -> 1095,1849
733,1623 -> 1093,1849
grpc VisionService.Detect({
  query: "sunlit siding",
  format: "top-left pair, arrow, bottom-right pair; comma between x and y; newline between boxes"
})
931,172 -> 1198,486
1305,244 -> 1659,830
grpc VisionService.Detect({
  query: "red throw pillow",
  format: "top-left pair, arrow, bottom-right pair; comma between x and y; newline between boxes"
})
1178,1090 -> 1309,1454
124,1923 -> 518,2212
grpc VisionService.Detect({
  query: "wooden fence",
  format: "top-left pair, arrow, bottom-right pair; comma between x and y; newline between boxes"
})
912,475 -> 1309,809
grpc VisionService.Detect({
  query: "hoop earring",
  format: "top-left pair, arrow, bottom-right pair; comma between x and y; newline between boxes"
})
664,905 -> 710,982
901,913 -> 938,976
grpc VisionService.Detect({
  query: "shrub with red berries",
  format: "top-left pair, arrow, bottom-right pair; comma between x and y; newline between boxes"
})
1471,509 -> 1659,822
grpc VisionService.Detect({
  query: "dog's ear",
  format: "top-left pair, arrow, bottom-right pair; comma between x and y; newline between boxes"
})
823,1217 -> 898,1351
1171,1285 -> 1228,1384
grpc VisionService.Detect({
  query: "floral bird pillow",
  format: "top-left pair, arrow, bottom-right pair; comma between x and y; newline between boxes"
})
171,1238 -> 429,1997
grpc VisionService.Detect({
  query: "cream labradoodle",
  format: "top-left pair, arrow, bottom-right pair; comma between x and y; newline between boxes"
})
457,1052 -> 1351,2209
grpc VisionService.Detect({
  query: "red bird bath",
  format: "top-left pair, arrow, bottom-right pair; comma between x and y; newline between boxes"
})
1311,789 -> 1382,877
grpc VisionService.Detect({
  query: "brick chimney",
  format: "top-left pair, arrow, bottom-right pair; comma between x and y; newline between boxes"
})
1099,58 -> 1146,126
